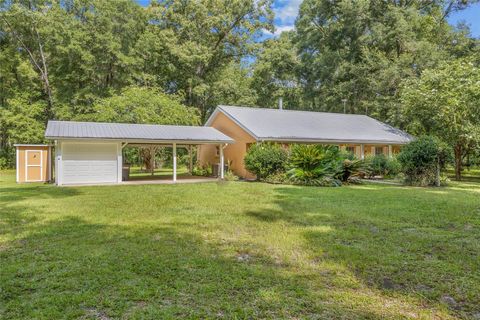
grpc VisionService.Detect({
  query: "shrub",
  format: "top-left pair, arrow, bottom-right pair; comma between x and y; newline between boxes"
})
244,142 -> 288,179
385,157 -> 401,177
223,170 -> 239,181
366,154 -> 388,177
365,154 -> 401,178
287,144 -> 342,186
192,163 -> 212,177
397,136 -> 442,186
263,172 -> 289,184
337,158 -> 365,183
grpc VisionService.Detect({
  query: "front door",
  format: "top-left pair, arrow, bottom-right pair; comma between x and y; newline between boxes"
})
26,150 -> 43,182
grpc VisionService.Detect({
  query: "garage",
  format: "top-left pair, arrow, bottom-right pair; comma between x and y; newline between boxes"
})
60,142 -> 120,185
44,120 -> 233,186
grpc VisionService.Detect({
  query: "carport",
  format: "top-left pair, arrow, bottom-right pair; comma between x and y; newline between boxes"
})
45,121 -> 234,186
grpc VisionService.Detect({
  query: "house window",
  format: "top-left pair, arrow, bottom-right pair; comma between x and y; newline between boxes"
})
346,146 -> 355,154
215,146 -> 220,156
375,146 -> 384,155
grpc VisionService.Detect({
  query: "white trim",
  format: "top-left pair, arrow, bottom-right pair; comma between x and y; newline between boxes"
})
25,149 -> 43,182
47,146 -> 51,181
205,106 -> 259,140
117,142 -> 122,183
56,141 -> 63,186
16,148 -> 19,183
14,144 -> 51,147
172,143 -> 177,183
259,137 -> 410,145
45,137 -> 234,144
219,143 -> 224,180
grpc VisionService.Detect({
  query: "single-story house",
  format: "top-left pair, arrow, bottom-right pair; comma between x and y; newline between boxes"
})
44,121 -> 233,186
199,106 -> 413,178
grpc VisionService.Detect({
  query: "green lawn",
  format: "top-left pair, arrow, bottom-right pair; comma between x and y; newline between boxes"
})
1,170 -> 479,319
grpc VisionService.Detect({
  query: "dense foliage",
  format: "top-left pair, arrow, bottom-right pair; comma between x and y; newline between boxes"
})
244,143 -> 289,179
397,136 -> 445,186
1,0 -> 479,173
245,143 -> 367,186
400,58 -> 480,180
365,154 -> 401,178
288,144 -> 342,186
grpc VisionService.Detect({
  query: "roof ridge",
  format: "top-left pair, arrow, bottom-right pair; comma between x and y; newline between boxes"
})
218,105 -> 371,118
48,120 -> 206,129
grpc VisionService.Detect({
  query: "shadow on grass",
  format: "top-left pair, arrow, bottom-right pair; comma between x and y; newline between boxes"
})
0,184 -> 80,238
0,215 -> 404,319
245,185 -> 480,319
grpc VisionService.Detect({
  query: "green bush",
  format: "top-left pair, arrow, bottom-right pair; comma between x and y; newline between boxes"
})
337,158 -> 365,183
397,136 -> 442,186
244,143 -> 288,180
365,154 -> 401,178
192,163 -> 212,177
385,157 -> 401,177
287,144 -> 342,186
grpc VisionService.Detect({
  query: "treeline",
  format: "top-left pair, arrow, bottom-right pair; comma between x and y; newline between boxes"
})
1,0 -> 479,172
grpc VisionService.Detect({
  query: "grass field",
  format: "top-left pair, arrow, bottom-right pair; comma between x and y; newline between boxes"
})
1,170 -> 479,319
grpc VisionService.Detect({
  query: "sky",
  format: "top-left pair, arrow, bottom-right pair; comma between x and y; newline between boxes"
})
136,0 -> 480,38
269,0 -> 480,38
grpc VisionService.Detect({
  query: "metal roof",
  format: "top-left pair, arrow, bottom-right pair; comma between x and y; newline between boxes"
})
45,121 -> 234,144
207,105 -> 413,144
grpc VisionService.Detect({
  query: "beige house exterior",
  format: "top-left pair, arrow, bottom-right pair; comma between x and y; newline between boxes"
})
199,106 -> 411,179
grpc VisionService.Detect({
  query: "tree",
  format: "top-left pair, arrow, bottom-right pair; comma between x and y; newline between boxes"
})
137,0 -> 273,120
82,86 -> 200,126
251,31 -> 303,110
294,0 -> 479,123
81,86 -> 200,171
400,58 -> 480,180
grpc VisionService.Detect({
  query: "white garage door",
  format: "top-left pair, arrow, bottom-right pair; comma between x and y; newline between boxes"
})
62,143 -> 118,184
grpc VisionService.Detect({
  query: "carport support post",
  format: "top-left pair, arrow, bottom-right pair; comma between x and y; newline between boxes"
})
188,145 -> 193,174
360,144 -> 365,160
173,143 -> 177,183
219,143 -> 224,180
388,145 -> 393,158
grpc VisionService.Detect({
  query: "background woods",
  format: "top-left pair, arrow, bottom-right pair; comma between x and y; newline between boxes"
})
0,0 -> 479,176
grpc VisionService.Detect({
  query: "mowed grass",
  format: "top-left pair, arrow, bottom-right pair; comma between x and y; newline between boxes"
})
1,170 -> 479,319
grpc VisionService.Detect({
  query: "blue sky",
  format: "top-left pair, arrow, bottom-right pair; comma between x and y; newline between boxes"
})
137,0 -> 480,38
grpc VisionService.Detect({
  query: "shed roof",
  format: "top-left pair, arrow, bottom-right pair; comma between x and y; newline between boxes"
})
207,105 -> 412,144
45,120 -> 234,144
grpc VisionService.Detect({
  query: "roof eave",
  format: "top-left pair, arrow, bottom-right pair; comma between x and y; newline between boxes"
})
258,137 -> 411,145
205,106 -> 260,140
45,136 -> 234,144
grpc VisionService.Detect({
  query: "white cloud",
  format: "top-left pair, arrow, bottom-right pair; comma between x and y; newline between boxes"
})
264,25 -> 295,36
273,0 -> 302,26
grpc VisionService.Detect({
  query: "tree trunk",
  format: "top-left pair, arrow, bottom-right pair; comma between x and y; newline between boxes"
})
454,144 -> 462,181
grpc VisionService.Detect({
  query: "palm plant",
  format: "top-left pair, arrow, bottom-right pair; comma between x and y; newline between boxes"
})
287,144 -> 342,186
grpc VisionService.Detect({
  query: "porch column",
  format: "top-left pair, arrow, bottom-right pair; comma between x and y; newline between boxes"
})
188,145 -> 193,174
219,143 -> 224,179
173,143 -> 177,183
388,145 -> 393,158
360,144 -> 365,160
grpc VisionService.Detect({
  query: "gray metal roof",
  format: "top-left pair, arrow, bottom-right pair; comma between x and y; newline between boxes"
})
45,121 -> 234,144
207,105 -> 413,144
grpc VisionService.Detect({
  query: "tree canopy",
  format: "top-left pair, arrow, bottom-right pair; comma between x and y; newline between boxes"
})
0,0 -> 479,175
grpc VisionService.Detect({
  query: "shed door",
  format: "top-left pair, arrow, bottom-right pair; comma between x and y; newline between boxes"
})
26,150 -> 43,181
61,143 -> 118,184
